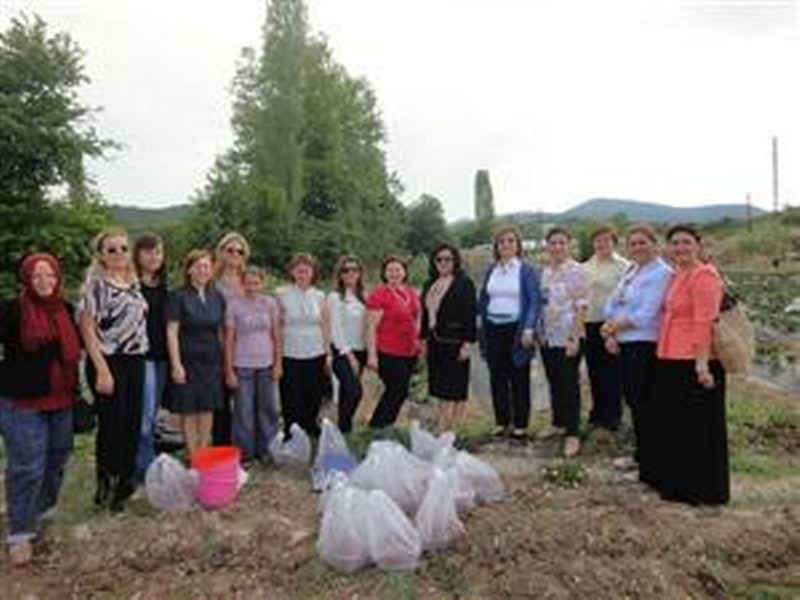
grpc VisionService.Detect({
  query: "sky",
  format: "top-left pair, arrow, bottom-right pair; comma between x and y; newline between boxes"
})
3,0 -> 799,220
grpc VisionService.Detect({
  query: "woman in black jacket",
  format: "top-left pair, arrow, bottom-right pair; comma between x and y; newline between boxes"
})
0,253 -> 82,567
421,243 -> 477,431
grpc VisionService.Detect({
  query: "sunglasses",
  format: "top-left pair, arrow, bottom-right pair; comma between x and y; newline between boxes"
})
225,247 -> 246,256
435,255 -> 454,263
341,266 -> 360,274
104,245 -> 128,255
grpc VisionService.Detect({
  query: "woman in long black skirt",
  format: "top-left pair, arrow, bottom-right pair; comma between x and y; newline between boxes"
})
421,243 -> 477,431
652,224 -> 729,506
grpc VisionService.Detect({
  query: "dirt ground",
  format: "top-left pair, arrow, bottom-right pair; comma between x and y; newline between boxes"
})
1,377 -> 799,599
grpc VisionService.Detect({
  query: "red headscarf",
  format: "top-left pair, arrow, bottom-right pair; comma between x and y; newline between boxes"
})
18,253 -> 82,372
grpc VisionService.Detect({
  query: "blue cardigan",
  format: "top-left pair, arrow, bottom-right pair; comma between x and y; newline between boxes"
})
478,260 -> 543,366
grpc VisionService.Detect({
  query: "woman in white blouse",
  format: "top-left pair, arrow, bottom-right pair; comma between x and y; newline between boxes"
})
276,253 -> 330,437
326,256 -> 368,433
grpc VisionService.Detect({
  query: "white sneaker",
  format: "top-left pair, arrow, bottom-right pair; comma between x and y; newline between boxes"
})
9,541 -> 33,567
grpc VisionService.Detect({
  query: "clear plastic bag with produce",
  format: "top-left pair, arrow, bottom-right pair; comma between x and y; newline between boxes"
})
414,467 -> 465,551
408,420 -> 456,462
317,481 -> 372,573
349,440 -> 431,514
312,418 -> 358,490
269,423 -> 312,468
145,453 -> 198,512
365,489 -> 422,571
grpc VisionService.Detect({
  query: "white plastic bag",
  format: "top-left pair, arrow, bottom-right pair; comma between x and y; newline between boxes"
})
269,423 -> 312,468
409,421 -> 456,462
312,418 -> 357,490
349,441 -> 431,514
317,482 -> 372,573
415,468 -> 465,551
453,450 -> 504,504
145,453 -> 198,512
433,447 -> 503,509
365,490 -> 422,571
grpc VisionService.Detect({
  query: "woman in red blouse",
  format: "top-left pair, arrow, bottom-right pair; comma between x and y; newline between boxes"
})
652,224 -> 728,505
366,256 -> 421,427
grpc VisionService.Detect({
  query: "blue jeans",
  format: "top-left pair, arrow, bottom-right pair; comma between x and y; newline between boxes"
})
136,360 -> 167,481
0,398 -> 73,545
233,367 -> 279,461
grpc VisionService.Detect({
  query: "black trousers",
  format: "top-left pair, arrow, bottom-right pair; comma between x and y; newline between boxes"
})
280,356 -> 326,437
652,359 -> 729,506
619,342 -> 658,484
541,344 -> 583,436
585,322 -> 622,429
485,322 -> 531,429
333,348 -> 366,433
87,354 -> 144,506
369,353 -> 415,428
212,393 -> 233,446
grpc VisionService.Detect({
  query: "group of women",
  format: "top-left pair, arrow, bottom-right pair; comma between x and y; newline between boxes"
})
477,222 -> 728,509
0,221 -> 729,568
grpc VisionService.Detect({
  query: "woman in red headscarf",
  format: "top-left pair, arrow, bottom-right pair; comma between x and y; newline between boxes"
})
0,253 -> 81,567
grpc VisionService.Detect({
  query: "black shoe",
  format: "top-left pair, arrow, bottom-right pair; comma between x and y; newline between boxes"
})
94,476 -> 111,507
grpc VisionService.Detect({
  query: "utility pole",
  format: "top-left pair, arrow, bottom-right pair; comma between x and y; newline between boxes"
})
772,136 -> 779,213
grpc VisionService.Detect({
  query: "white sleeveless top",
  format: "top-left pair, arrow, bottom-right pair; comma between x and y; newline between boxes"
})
277,285 -> 326,359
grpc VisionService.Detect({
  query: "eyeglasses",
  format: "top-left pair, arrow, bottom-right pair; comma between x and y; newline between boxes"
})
435,255 -> 454,263
104,246 -> 128,255
225,247 -> 246,256
341,266 -> 360,274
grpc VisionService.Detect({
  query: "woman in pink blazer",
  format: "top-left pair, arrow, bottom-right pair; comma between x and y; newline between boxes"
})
652,224 -> 728,506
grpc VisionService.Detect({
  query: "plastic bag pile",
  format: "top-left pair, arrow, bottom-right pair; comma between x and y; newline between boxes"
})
316,419 -> 504,573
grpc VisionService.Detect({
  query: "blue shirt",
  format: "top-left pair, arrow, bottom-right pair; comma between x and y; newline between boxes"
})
604,257 -> 673,343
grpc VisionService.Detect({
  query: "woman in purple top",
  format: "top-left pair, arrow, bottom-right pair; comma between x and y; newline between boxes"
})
224,266 -> 282,463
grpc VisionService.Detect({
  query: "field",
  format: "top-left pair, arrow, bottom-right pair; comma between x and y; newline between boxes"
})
1,374 -> 798,600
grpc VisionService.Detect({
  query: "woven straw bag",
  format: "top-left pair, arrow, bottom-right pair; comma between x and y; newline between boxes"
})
713,292 -> 756,374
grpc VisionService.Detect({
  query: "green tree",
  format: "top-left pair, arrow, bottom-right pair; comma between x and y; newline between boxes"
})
405,194 -> 449,258
0,14 -> 110,293
192,0 -> 405,276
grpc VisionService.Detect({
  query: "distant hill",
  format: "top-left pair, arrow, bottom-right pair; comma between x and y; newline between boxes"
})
109,204 -> 194,230
507,198 -> 766,225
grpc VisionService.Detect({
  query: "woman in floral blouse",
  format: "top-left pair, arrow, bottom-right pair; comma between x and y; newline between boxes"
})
540,227 -> 589,457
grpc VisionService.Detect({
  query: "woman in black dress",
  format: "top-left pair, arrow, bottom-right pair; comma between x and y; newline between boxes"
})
166,250 -> 226,454
421,243 -> 477,431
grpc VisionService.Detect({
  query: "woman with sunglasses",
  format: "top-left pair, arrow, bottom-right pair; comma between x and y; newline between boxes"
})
327,256 -> 367,433
478,227 -> 543,440
212,232 -> 250,445
79,228 -> 148,512
366,256 -> 421,428
421,243 -> 477,432
0,253 -> 82,566
167,250 -> 227,454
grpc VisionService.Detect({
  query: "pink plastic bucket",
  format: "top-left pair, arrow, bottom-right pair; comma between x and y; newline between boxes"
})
191,446 -> 241,510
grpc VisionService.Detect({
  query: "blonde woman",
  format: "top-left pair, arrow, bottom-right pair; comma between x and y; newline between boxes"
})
213,231 -> 250,445
79,228 -> 148,512
215,231 -> 250,301
167,250 -> 227,454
